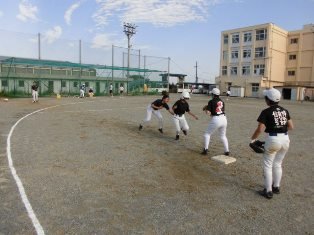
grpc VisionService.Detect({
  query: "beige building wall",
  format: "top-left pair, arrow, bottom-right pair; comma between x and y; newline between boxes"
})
216,23 -> 314,100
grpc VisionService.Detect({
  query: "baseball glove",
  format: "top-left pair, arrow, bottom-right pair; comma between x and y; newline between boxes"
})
202,105 -> 208,111
249,140 -> 265,154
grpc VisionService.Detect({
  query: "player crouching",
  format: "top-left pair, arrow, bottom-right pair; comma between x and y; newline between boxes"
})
139,94 -> 174,133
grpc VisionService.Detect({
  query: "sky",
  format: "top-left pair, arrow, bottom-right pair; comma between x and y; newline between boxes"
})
0,0 -> 313,83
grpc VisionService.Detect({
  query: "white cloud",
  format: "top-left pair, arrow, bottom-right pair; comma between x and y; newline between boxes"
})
65,1 -> 82,25
92,0 -> 221,27
29,36 -> 38,43
16,0 -> 39,22
42,26 -> 62,44
68,42 -> 77,48
91,33 -> 119,49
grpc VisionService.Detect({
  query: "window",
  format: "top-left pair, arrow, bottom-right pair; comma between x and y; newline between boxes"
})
243,49 -> 251,59
256,29 -> 267,41
252,83 -> 259,92
290,38 -> 298,44
61,81 -> 66,88
289,55 -> 297,60
242,65 -> 251,76
254,64 -> 265,75
223,35 -> 228,44
1,80 -> 8,87
223,51 -> 228,60
231,50 -> 239,59
222,66 -> 227,75
85,82 -> 89,87
19,80 -> 24,87
288,71 -> 296,76
255,47 -> 266,58
73,81 -> 78,87
243,32 -> 252,42
232,34 -> 239,44
230,67 -> 238,75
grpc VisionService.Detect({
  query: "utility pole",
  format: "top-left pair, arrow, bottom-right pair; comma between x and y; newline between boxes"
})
123,22 -> 137,94
195,61 -> 198,83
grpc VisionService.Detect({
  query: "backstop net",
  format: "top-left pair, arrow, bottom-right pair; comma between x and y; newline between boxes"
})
0,29 -> 169,97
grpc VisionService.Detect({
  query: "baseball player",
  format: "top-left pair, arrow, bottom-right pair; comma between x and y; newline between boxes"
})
119,84 -> 124,97
109,83 -> 113,97
79,83 -> 85,98
88,87 -> 94,97
226,90 -> 231,100
202,88 -> 229,156
139,94 -> 174,133
31,81 -> 39,103
251,88 -> 294,199
172,91 -> 198,140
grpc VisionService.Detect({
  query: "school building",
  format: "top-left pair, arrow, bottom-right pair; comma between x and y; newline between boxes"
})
216,23 -> 314,100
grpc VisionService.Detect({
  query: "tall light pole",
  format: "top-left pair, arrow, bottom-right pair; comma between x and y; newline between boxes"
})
195,61 -> 198,84
123,22 -> 137,94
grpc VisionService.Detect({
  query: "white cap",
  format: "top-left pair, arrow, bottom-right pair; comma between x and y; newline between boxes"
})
211,88 -> 220,95
181,91 -> 191,99
263,88 -> 281,102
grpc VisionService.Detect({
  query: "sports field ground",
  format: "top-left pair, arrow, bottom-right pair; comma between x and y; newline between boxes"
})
0,94 -> 313,234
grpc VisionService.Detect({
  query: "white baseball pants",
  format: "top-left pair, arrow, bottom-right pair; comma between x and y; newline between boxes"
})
204,115 -> 229,152
173,114 -> 189,134
80,89 -> 85,98
142,105 -> 163,129
32,90 -> 38,102
263,134 -> 290,192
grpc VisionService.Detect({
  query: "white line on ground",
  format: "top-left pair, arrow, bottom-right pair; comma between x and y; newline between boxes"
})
6,107 -> 56,235
5,100 -> 98,235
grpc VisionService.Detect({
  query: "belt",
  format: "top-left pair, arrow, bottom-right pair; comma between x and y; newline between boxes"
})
212,114 -> 225,116
268,132 -> 287,136
174,114 -> 183,117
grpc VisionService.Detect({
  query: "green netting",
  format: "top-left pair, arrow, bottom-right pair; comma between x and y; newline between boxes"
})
0,57 -> 163,73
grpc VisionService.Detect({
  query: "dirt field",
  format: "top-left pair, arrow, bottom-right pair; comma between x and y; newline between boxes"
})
0,94 -> 313,235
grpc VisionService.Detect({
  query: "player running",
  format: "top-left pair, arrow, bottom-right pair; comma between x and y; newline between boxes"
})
251,88 -> 294,199
172,91 -> 198,140
139,94 -> 174,133
202,88 -> 229,156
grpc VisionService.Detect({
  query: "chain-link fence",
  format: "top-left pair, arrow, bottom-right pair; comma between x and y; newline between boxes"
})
0,29 -> 170,97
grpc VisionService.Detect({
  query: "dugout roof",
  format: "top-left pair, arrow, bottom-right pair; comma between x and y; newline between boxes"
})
0,56 -> 163,73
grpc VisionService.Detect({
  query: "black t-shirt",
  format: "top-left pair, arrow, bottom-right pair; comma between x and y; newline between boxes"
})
31,85 -> 38,91
152,99 -> 169,110
173,99 -> 190,115
207,97 -> 225,116
257,105 -> 291,133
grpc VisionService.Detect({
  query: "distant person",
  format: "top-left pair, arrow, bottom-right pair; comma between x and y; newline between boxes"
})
31,81 -> 39,103
250,88 -> 294,199
139,94 -> 174,133
226,90 -> 231,100
88,87 -> 94,97
301,88 -> 306,103
79,84 -> 85,98
119,84 -> 124,97
109,83 -> 113,97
